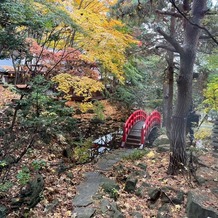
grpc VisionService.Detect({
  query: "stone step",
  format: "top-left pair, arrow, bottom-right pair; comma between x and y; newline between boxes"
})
213,120 -> 218,125
125,141 -> 141,148
128,134 -> 141,139
211,134 -> 218,141
212,139 -> 218,144
126,139 -> 141,145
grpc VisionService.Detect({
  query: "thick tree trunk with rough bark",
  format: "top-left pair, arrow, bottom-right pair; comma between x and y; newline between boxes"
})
168,53 -> 194,174
168,0 -> 207,174
157,0 -> 207,174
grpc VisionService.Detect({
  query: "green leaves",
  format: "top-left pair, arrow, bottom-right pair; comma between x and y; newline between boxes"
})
31,159 -> 46,171
0,181 -> 13,192
207,49 -> 218,70
12,75 -> 76,141
17,166 -> 30,185
203,74 -> 218,112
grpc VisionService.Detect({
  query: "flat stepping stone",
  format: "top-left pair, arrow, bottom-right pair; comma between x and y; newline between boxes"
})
96,148 -> 137,171
73,207 -> 96,218
73,172 -> 107,207
72,172 -> 116,216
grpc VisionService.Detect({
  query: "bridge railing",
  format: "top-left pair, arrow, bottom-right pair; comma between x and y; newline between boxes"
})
121,110 -> 147,147
140,110 -> 161,145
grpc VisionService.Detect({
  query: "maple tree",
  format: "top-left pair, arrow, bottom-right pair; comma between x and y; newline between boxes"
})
52,73 -> 104,101
59,0 -> 137,82
24,38 -> 103,101
2,0 -> 137,101
14,0 -> 137,104
25,38 -> 98,78
13,0 -> 137,81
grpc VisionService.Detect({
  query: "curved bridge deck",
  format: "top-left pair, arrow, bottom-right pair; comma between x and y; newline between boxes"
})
122,110 -> 161,148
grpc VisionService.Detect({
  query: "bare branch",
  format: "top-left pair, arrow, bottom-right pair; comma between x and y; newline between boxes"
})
155,44 -> 178,53
199,32 -> 218,40
206,11 -> 218,15
156,9 -> 182,18
170,0 -> 218,45
156,27 -> 183,54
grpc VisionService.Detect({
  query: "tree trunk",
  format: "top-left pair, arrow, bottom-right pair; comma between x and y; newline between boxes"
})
163,52 -> 174,137
168,0 -> 207,174
163,11 -> 175,138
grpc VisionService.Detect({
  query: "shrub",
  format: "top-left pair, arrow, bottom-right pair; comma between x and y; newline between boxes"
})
31,160 -> 46,171
17,167 -> 30,185
0,181 -> 13,192
74,138 -> 93,164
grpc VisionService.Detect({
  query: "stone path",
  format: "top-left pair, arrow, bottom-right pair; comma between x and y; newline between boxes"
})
72,148 -> 136,218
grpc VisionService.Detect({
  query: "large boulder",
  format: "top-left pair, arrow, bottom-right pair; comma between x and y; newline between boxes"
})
153,135 -> 170,147
186,191 -> 218,218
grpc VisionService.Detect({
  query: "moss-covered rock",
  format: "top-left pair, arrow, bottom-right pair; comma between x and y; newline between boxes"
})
124,177 -> 138,193
102,181 -> 120,200
148,188 -> 161,201
12,174 -> 44,209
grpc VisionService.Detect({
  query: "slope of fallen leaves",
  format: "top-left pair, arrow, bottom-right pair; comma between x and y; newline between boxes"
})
97,147 -> 218,218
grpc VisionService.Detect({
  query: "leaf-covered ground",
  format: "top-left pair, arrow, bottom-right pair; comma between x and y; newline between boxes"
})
99,148 -> 218,217
6,141 -> 218,217
0,85 -> 217,217
0,85 -> 19,108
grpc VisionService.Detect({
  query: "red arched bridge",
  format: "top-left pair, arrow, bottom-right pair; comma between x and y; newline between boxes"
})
121,110 -> 161,148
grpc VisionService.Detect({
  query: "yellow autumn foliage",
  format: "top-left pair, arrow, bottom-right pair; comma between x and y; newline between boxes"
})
79,102 -> 94,113
194,128 -> 212,140
15,0 -> 137,82
52,73 -> 104,101
59,0 -> 138,81
19,0 -> 138,94
146,151 -> 155,159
